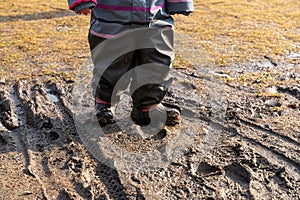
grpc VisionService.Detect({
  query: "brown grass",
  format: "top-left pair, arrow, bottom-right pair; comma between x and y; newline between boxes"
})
0,0 -> 90,80
0,0 -> 299,80
174,0 -> 299,67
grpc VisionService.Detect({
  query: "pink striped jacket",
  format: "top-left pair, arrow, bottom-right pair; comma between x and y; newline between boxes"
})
68,0 -> 194,38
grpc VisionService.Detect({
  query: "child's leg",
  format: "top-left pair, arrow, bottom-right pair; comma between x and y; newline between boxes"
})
128,27 -> 181,126
130,48 -> 171,108
88,33 -> 134,103
89,33 -> 135,126
93,52 -> 134,102
130,48 -> 181,127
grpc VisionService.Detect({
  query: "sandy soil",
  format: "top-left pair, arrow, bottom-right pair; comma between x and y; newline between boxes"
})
0,0 -> 299,199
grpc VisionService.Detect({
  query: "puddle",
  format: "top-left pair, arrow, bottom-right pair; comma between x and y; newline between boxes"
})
46,93 -> 59,103
45,88 -> 59,103
288,52 -> 300,59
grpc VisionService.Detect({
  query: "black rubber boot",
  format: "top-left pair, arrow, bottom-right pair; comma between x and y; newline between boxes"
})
131,102 -> 181,127
94,102 -> 115,127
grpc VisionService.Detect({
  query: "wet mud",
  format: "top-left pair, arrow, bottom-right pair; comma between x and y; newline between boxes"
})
0,64 -> 299,199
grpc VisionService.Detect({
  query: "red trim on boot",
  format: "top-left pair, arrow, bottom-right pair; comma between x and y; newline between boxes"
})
141,104 -> 159,112
95,97 -> 111,105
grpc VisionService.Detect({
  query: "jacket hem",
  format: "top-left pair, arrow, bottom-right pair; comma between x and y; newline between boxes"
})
69,0 -> 97,11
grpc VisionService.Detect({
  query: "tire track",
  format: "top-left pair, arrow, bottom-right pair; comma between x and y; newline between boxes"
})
237,115 -> 300,147
204,114 -> 300,178
8,82 -> 51,199
240,135 -> 300,180
228,125 -> 300,180
222,85 -> 300,178
207,117 -> 300,180
235,117 -> 300,165
9,80 -> 135,199
47,83 -> 78,136
9,83 -> 34,177
277,86 -> 300,100
53,82 -> 132,199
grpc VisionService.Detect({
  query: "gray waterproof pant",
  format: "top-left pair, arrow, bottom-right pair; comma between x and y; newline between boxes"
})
89,27 -> 174,108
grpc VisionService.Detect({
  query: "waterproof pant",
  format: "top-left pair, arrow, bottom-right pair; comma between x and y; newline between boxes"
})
88,27 -> 174,108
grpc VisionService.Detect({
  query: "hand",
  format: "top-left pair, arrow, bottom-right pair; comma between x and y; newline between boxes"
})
78,8 -> 91,15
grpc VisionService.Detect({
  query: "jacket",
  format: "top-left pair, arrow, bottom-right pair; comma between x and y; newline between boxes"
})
68,0 -> 194,38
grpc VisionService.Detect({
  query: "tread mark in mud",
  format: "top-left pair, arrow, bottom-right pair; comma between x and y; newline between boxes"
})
0,89 -> 18,130
6,83 -> 34,177
277,86 -> 300,100
225,162 -> 251,188
11,82 -> 53,199
52,83 -> 133,199
237,116 -> 300,147
0,134 -> 7,145
96,163 -> 129,200
234,129 -> 300,179
53,97 -> 75,130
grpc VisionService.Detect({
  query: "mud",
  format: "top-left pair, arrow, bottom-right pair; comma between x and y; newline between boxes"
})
0,62 -> 299,199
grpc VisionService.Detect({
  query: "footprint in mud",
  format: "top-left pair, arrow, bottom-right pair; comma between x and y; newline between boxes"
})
277,86 -> 300,100
57,189 -> 70,199
0,134 -> 8,152
179,82 -> 197,90
225,162 -> 251,188
40,118 -> 53,129
0,94 -> 18,130
0,134 -> 7,145
197,161 -> 220,175
149,128 -> 167,140
44,130 -> 60,141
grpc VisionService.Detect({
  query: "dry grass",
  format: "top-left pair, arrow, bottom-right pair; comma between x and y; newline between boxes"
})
174,0 -> 299,67
0,0 -> 299,80
0,0 -> 90,80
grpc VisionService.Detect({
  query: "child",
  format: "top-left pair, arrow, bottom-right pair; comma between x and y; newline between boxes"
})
67,0 -> 194,127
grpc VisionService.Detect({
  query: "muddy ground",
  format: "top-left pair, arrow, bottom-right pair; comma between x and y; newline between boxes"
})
0,58 -> 299,199
1,0 -> 300,199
